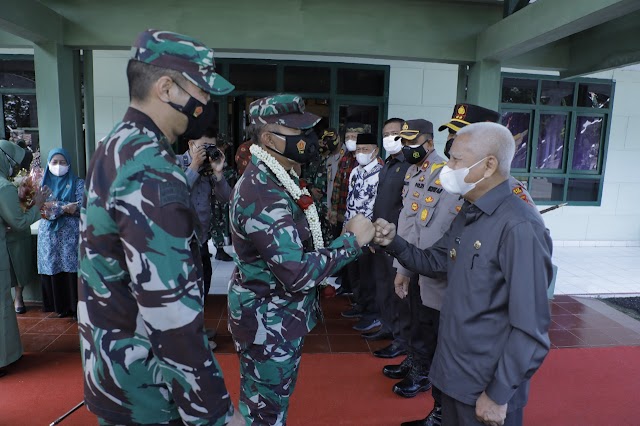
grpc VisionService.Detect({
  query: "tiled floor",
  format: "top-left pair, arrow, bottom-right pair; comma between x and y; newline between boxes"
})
16,293 -> 640,354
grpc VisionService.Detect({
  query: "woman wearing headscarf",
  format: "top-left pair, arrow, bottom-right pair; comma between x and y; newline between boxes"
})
38,148 -> 84,319
0,139 -> 47,378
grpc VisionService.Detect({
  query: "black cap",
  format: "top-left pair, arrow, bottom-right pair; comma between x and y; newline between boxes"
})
438,103 -> 500,132
356,133 -> 377,145
400,119 -> 434,141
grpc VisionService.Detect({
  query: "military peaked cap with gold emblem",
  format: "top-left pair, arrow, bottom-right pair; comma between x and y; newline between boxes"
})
400,119 -> 434,141
438,103 -> 500,132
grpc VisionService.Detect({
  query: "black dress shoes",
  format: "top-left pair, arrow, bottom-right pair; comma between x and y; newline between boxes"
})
373,343 -> 406,359
383,355 -> 412,379
401,404 -> 442,426
361,328 -> 393,341
215,250 -> 233,262
393,368 -> 432,398
15,305 -> 27,314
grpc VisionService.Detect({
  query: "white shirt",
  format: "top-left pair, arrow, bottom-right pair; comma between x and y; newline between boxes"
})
344,158 -> 382,223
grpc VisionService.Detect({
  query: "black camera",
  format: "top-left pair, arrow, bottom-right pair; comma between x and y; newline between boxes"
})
203,144 -> 222,162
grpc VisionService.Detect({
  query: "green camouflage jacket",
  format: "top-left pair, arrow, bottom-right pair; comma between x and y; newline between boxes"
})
228,155 -> 361,347
78,108 -> 233,425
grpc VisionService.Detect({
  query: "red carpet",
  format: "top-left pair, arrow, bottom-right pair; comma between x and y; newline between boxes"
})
2,348 -> 639,425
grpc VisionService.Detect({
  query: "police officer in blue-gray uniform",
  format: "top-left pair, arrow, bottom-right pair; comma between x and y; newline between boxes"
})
374,122 -> 552,426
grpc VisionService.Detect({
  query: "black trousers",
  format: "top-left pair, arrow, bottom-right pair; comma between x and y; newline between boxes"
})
441,392 -> 523,426
347,249 -> 377,318
373,250 -> 411,347
41,272 -> 78,315
408,282 -> 440,369
200,241 -> 212,298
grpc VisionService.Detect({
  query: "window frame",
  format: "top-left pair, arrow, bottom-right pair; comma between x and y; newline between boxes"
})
500,73 -> 615,206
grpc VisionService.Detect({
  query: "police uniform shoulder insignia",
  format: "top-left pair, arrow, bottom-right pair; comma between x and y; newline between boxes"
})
411,202 -> 419,211
431,162 -> 445,174
405,173 -> 411,180
513,186 -> 523,195
419,175 -> 425,182
421,208 -> 429,221
425,196 -> 434,203
435,179 -> 441,186
421,161 -> 430,170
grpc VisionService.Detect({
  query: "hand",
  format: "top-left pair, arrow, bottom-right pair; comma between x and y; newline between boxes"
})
34,185 -> 51,208
63,202 -> 78,215
373,218 -> 396,246
475,391 -> 507,426
310,187 -> 323,201
328,210 -> 337,225
189,144 -> 207,172
227,408 -> 245,426
344,214 -> 375,247
394,273 -> 410,299
210,150 -> 225,175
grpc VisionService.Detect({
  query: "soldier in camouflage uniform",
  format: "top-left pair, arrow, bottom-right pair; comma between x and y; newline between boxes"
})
228,94 -> 376,425
78,29 -> 243,426
209,134 -> 236,261
300,130 -> 332,245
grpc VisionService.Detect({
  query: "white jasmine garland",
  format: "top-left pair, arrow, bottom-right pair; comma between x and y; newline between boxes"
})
250,144 -> 325,251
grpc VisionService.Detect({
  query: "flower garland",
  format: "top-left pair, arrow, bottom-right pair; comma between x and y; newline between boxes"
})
249,144 -> 325,251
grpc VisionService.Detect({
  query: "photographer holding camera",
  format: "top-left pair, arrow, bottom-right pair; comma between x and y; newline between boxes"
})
178,125 -> 231,342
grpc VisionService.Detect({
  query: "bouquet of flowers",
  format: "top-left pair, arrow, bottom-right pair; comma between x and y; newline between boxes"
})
41,198 -> 65,220
15,168 -> 46,211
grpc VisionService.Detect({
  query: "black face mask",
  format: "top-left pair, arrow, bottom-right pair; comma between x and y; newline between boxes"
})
402,144 -> 428,165
267,129 -> 320,164
168,83 -> 216,141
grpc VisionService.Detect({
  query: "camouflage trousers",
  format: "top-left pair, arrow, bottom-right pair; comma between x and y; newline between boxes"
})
211,200 -> 230,249
238,337 -> 304,425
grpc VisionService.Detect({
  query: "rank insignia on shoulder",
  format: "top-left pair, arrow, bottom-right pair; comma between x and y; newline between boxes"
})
425,196 -> 434,203
411,202 -> 419,211
421,208 -> 429,221
419,175 -> 425,182
450,248 -> 457,260
435,179 -> 441,186
513,186 -> 523,195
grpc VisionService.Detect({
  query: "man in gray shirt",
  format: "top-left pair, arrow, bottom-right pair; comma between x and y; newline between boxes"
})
373,122 -> 552,426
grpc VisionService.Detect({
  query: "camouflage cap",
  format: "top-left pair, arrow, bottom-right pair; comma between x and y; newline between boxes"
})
131,29 -> 234,96
249,94 -> 321,129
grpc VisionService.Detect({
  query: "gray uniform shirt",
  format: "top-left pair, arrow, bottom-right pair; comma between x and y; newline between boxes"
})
386,179 -> 552,409
393,150 -> 463,310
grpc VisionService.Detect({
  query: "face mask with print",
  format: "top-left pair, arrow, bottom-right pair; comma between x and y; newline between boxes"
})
402,143 -> 428,165
355,151 -> 375,166
167,81 -> 216,141
268,129 -> 320,164
345,139 -> 357,152
383,135 -> 402,155
439,157 -> 488,196
49,164 -> 70,177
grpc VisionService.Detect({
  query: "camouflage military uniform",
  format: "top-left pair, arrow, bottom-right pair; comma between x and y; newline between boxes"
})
211,164 -> 237,249
78,30 -> 235,425
229,95 -> 363,425
301,153 -> 331,245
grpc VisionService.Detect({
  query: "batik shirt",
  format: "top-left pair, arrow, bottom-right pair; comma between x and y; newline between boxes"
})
228,155 -> 362,348
330,151 -> 357,223
78,108 -> 233,426
344,158 -> 383,223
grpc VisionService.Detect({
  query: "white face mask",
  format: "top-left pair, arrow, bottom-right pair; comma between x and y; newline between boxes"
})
383,136 -> 402,155
355,151 -> 375,166
49,164 -> 70,177
439,157 -> 488,196
345,139 -> 357,152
